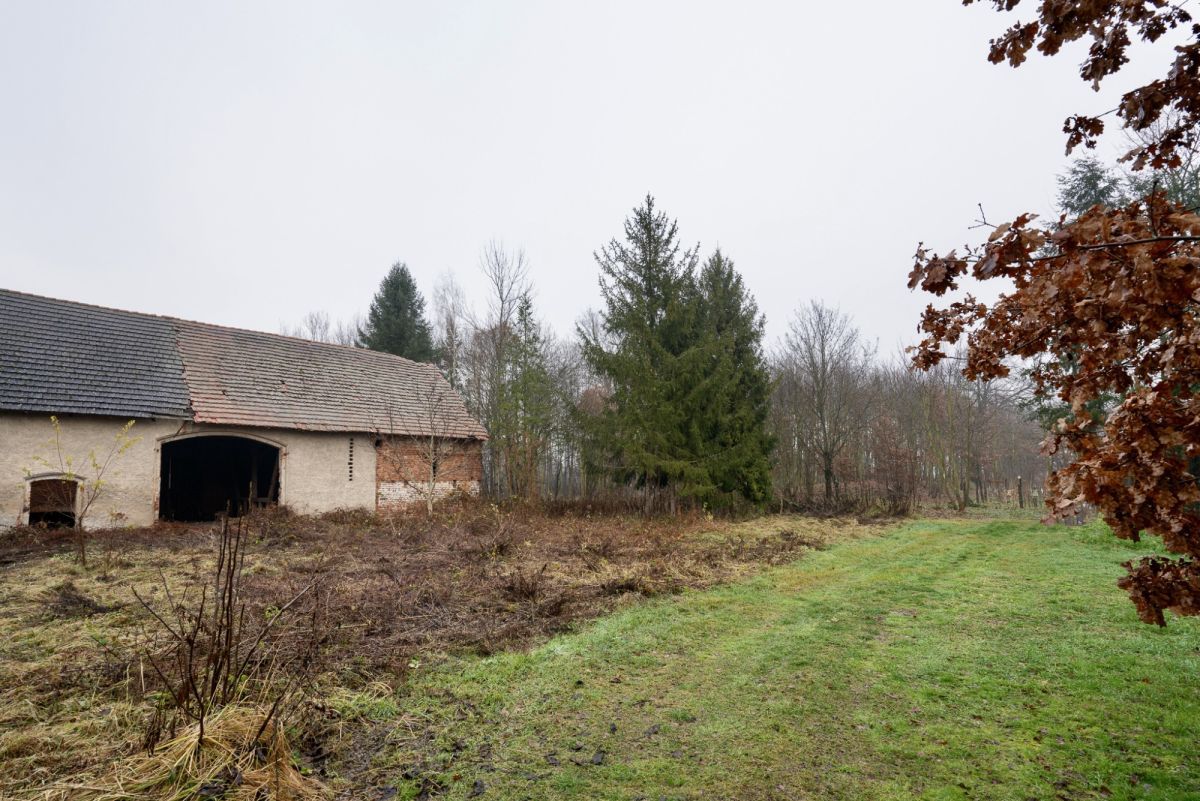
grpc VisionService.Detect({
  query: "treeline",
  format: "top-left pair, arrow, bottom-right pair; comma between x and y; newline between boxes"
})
287,195 -> 1046,513
771,308 -> 1046,514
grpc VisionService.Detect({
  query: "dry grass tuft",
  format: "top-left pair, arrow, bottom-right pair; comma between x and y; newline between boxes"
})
47,704 -> 324,801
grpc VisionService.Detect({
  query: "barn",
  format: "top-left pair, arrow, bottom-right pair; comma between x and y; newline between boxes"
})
0,289 -> 487,528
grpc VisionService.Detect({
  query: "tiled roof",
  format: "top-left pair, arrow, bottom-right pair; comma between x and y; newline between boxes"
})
174,320 -> 486,437
0,290 -> 191,419
0,289 -> 487,439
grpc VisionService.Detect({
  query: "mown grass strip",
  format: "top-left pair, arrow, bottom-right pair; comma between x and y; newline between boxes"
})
387,519 -> 1200,800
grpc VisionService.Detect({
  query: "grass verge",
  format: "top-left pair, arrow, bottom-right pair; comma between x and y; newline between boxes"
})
382,519 -> 1200,800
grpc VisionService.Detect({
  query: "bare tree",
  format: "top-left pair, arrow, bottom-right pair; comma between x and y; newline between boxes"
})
432,272 -> 468,387
479,240 -> 529,335
26,416 -> 139,563
330,313 -> 363,346
776,302 -> 876,504
377,383 -> 476,518
461,242 -> 531,496
281,310 -> 363,346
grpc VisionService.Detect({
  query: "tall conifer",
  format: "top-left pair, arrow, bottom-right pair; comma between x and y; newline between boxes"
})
359,262 -> 436,362
688,249 -> 774,505
579,195 -> 699,502
580,197 -> 773,509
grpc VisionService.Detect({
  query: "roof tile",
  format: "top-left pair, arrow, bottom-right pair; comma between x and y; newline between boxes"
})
0,289 -> 486,439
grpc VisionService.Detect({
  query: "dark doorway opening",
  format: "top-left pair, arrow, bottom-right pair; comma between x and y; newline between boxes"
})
159,436 -> 280,522
28,478 -> 78,528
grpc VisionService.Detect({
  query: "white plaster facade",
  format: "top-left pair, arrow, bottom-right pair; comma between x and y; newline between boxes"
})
1,412 -> 379,528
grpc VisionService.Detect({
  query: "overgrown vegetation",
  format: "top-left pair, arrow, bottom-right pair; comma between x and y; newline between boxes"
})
0,503 -> 879,798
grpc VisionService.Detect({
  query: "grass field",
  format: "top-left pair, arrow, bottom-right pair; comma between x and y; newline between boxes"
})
3,514 -> 1197,799
382,519 -> 1200,800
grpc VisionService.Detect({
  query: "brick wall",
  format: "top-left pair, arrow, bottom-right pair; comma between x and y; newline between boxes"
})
375,436 -> 483,509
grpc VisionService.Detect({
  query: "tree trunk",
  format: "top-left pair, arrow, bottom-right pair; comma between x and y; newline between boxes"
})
426,433 -> 435,518
822,455 -> 834,503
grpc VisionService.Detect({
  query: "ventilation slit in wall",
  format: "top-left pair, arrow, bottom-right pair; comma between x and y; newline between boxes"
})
348,436 -> 355,481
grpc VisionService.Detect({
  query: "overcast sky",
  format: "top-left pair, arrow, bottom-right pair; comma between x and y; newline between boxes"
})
0,2 -> 1178,353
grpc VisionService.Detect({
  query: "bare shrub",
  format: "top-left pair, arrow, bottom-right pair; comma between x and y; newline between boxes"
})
598,572 -> 648,596
501,563 -> 548,602
574,533 -> 618,572
462,530 -> 512,562
109,516 -> 329,800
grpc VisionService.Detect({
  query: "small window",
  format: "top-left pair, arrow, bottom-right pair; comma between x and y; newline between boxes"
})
29,478 -> 78,528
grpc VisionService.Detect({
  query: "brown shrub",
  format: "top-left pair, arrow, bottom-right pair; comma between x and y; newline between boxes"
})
500,563 -> 548,602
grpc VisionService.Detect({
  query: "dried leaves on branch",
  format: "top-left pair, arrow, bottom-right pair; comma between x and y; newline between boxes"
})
967,0 -> 1197,169
913,1 -> 1200,624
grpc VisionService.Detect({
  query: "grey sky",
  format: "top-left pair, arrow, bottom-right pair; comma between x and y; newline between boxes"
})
0,2 -> 1177,353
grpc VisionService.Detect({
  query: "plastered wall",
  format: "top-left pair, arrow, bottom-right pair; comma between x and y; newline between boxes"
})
0,413 -> 381,527
1,413 -> 178,527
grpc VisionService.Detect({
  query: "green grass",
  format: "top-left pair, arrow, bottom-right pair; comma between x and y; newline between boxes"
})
383,519 -> 1200,800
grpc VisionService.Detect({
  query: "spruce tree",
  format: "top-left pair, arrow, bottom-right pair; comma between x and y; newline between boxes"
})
579,195 -> 704,506
580,197 -> 775,510
359,262 -> 436,362
1056,156 -> 1124,219
687,249 -> 774,505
